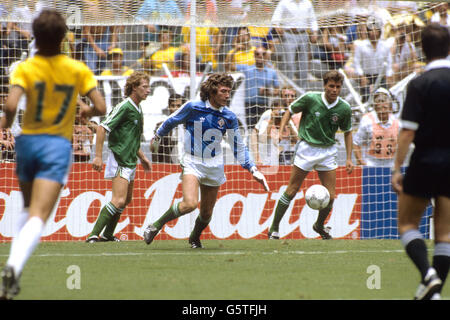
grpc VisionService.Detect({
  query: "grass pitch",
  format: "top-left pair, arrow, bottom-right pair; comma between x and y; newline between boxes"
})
0,239 -> 447,300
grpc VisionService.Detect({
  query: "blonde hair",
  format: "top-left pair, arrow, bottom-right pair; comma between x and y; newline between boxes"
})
124,71 -> 150,97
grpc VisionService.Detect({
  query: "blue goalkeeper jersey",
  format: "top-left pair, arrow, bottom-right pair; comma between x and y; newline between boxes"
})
156,99 -> 255,170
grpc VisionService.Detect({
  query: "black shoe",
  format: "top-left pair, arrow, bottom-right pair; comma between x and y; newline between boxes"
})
143,224 -> 160,245
313,223 -> 332,240
189,237 -> 203,249
268,231 -> 280,240
0,266 -> 20,300
99,235 -> 121,242
85,235 -> 99,243
414,268 -> 442,300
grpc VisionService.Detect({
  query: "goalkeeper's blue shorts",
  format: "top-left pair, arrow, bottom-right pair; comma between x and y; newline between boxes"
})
15,134 -> 72,185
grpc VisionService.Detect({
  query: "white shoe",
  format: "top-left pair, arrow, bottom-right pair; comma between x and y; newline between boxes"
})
414,268 -> 442,300
268,231 -> 280,240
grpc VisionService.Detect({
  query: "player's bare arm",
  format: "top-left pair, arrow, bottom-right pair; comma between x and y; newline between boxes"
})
344,130 -> 354,174
278,109 -> 292,142
137,148 -> 151,172
81,89 -> 107,119
92,125 -> 107,172
391,128 -> 415,193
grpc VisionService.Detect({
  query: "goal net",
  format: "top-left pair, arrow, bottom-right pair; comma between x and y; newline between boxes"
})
0,0 -> 443,242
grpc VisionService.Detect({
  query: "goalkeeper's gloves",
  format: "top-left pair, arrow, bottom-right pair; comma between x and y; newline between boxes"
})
150,134 -> 161,153
250,166 -> 270,192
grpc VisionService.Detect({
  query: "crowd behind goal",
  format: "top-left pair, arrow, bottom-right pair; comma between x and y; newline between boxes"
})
0,1 -> 449,165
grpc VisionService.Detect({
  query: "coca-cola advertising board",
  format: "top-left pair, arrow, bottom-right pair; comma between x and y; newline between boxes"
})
0,163 -> 363,242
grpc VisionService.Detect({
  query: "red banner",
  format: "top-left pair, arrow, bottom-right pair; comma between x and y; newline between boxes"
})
0,163 -> 362,242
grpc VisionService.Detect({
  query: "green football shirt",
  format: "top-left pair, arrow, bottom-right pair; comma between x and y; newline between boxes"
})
101,97 -> 144,168
290,92 -> 352,146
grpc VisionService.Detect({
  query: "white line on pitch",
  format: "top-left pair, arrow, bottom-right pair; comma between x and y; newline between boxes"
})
0,249 -> 404,258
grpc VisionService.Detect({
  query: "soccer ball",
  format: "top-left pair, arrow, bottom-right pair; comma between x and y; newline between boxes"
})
305,184 -> 330,210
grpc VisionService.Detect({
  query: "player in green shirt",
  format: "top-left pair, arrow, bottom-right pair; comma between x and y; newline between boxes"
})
86,71 -> 152,242
268,70 -> 354,240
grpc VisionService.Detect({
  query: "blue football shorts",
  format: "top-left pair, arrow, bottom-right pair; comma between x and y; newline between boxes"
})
15,134 -> 72,185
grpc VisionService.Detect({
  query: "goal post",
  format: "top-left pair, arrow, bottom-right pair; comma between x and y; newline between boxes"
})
0,0 -> 441,242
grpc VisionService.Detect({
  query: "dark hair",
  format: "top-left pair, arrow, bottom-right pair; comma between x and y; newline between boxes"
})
421,23 -> 450,61
168,93 -> 185,105
124,71 -> 150,97
32,10 -> 67,55
323,70 -> 344,85
200,73 -> 234,102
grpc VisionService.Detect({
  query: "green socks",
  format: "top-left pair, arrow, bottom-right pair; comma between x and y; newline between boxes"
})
90,202 -> 123,238
189,215 -> 211,240
269,192 -> 293,234
103,210 -> 122,238
315,200 -> 334,228
153,202 -> 210,240
153,203 -> 181,230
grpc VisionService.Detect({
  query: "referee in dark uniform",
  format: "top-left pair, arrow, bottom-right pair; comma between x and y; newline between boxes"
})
392,23 -> 450,300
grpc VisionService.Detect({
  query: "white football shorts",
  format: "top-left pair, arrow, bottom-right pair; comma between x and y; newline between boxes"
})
104,149 -> 136,182
293,140 -> 338,172
180,154 -> 226,187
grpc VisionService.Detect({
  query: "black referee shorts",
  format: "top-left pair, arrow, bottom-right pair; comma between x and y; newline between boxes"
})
403,161 -> 450,199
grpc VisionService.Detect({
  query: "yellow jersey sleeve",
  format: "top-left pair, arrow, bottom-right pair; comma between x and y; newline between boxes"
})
10,63 -> 28,91
78,63 -> 98,96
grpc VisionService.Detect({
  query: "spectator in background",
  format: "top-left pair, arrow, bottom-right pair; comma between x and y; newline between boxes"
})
353,15 -> 394,102
172,47 -> 203,77
0,82 -> 15,162
251,98 -> 284,166
248,26 -> 276,61
100,47 -> 134,76
181,23 -> 222,71
280,86 -> 301,129
6,0 -> 50,57
73,103 -> 95,163
137,0 -> 183,44
0,127 -> 15,162
390,21 -> 419,82
149,28 -> 179,73
224,27 -> 255,72
343,15 -> 369,79
353,88 -> 400,167
185,0 -> 217,22
152,93 -> 185,164
1,22 -> 15,78
271,0 -> 319,89
82,25 -> 117,75
252,98 -> 297,166
430,2 -> 449,28
233,46 -> 280,132
315,22 -> 348,70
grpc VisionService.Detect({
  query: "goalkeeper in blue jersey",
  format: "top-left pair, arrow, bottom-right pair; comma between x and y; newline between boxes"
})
144,73 -> 269,248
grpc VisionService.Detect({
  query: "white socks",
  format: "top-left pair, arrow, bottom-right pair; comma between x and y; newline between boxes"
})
14,209 -> 29,237
7,216 -> 44,276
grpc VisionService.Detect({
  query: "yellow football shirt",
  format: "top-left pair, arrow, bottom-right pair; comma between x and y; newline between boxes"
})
10,54 -> 97,141
182,25 -> 219,69
227,46 -> 256,66
150,46 -> 179,70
